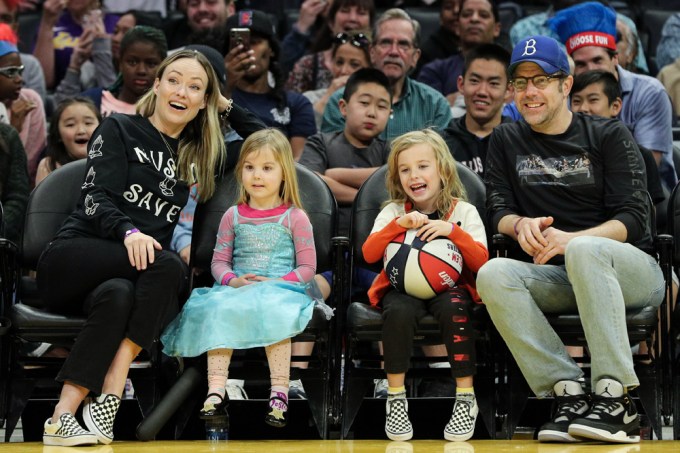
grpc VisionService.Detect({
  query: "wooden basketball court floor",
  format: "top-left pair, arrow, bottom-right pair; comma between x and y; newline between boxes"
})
1,439 -> 680,453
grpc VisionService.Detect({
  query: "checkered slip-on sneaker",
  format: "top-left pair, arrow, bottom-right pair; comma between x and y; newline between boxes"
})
83,393 -> 121,444
385,393 -> 413,441
43,413 -> 98,446
444,393 -> 478,442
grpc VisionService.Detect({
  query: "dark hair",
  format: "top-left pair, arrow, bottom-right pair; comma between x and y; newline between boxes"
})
331,29 -> 372,61
119,25 -> 168,62
256,31 -> 287,112
342,67 -> 392,102
121,9 -> 163,29
311,0 -> 376,53
571,70 -> 621,104
462,43 -> 510,76
46,97 -> 101,171
460,0 -> 499,23
109,25 -> 168,94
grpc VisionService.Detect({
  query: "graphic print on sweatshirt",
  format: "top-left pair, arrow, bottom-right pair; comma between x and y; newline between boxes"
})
119,144 -> 183,223
89,135 -> 103,158
82,167 -> 96,189
516,152 -> 593,187
84,194 -> 99,215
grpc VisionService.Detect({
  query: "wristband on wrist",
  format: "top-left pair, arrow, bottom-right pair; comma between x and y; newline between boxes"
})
513,217 -> 525,236
222,274 -> 236,286
124,228 -> 140,238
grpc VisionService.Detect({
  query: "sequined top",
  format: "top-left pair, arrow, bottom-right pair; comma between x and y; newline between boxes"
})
210,203 -> 316,285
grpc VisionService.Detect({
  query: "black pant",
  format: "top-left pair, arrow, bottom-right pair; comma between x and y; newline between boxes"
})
381,287 -> 476,378
37,237 -> 188,393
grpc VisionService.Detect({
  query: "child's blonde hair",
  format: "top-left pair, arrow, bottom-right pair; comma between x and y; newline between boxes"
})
235,129 -> 303,208
386,129 -> 467,217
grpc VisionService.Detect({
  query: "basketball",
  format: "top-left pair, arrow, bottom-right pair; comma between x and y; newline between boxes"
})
383,228 -> 464,300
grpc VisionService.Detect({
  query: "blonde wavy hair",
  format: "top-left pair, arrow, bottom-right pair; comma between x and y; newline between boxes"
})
136,49 -> 225,201
386,129 -> 467,217
235,129 -> 303,208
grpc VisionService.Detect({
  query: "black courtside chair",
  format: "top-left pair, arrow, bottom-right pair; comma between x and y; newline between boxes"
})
0,159 -> 168,441
140,163 -> 345,440
495,192 -> 674,440
338,163 -> 498,439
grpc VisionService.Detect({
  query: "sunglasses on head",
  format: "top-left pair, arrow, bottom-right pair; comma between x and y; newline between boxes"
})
0,65 -> 24,79
334,32 -> 370,49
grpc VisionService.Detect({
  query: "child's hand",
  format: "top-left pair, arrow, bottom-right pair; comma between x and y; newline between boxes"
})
417,220 -> 454,242
248,276 -> 272,282
397,211 -> 428,229
10,98 -> 37,133
229,273 -> 257,288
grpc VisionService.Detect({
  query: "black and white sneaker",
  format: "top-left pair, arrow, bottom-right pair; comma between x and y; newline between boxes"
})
444,392 -> 478,441
83,393 -> 121,444
568,378 -> 640,443
385,392 -> 413,441
43,413 -> 98,446
538,380 -> 589,443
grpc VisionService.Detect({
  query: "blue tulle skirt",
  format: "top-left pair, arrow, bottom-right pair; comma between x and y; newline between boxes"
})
161,280 -> 315,357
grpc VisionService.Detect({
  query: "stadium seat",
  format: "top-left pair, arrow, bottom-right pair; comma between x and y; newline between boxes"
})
338,163 -> 498,439
0,160 -> 166,441
137,163 -> 345,440
494,192 -> 674,439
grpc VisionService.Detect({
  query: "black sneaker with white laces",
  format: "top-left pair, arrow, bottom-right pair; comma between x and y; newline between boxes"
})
538,380 -> 589,443
43,413 -> 98,446
385,392 -> 413,441
568,378 -> 640,443
83,393 -> 121,444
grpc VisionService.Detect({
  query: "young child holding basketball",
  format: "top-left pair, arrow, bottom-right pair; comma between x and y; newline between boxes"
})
161,128 -> 317,429
362,129 -> 489,442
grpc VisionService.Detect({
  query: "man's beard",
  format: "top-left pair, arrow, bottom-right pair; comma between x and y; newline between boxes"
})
188,26 -> 228,52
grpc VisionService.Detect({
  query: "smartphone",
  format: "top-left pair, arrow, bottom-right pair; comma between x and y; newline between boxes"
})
229,28 -> 250,52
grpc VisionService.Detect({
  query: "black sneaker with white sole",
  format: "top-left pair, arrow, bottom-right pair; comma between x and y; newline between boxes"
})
385,392 -> 413,441
538,380 -> 590,443
43,413 -> 98,446
568,378 -> 640,443
83,393 -> 121,444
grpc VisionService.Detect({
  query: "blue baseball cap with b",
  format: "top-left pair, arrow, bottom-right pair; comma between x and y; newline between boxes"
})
508,35 -> 570,78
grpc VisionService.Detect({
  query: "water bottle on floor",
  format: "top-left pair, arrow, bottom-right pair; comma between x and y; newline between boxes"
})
205,413 -> 229,441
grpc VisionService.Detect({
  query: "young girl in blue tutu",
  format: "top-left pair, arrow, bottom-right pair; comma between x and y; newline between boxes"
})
161,128 -> 317,428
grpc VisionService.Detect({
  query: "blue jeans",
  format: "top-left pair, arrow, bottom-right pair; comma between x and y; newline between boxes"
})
476,236 -> 664,397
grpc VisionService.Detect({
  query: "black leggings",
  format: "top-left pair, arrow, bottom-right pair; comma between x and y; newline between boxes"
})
381,287 -> 477,378
37,237 -> 188,393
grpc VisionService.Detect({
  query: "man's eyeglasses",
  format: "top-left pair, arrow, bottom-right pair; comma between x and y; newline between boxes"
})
334,32 -> 370,49
0,65 -> 24,79
509,73 -> 565,91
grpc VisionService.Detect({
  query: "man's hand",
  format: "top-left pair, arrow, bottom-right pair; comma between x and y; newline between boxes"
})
515,216 -> 553,257
533,227 -> 574,265
224,45 -> 255,93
